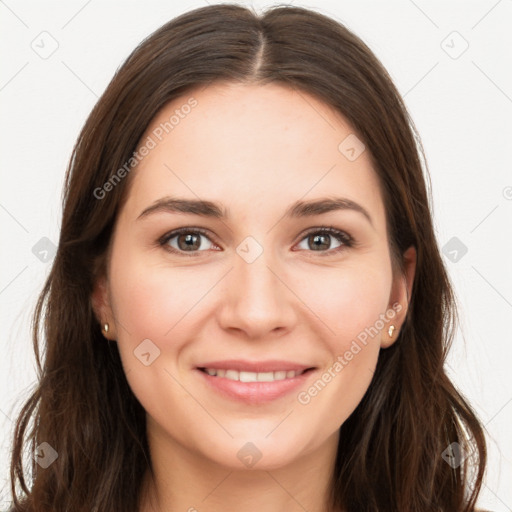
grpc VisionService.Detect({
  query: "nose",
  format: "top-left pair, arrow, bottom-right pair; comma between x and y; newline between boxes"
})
217,242 -> 298,340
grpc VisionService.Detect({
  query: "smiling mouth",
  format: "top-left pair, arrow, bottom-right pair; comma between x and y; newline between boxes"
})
197,367 -> 315,382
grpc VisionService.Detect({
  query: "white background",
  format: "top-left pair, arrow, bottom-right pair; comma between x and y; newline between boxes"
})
1,0 -> 511,510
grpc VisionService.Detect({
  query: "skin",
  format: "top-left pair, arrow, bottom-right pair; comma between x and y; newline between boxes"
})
92,81 -> 416,512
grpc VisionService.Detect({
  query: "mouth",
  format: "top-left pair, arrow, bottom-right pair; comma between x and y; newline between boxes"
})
195,363 -> 317,404
197,367 -> 314,382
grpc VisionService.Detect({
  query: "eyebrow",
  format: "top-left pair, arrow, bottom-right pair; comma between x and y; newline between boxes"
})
137,196 -> 374,228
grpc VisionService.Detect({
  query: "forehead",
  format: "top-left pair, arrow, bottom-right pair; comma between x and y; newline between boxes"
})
124,82 -> 386,229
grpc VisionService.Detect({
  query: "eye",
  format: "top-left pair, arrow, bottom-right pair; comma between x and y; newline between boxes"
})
159,227 -> 218,256
294,227 -> 354,256
158,226 -> 355,257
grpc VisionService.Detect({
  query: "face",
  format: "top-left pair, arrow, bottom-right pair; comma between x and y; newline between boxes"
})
93,81 -> 415,471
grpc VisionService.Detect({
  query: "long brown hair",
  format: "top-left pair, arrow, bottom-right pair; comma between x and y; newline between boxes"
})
8,3 -> 487,511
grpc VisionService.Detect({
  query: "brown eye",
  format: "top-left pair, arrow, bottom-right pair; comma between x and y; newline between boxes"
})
295,227 -> 354,255
160,228 -> 217,255
158,226 -> 354,258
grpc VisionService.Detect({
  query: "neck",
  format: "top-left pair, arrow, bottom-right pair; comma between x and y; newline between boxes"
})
139,425 -> 340,512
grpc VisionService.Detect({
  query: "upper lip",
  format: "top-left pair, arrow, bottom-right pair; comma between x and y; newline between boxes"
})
196,359 -> 315,373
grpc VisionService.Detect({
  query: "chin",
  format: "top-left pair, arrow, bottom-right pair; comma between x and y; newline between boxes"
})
196,431 -> 315,471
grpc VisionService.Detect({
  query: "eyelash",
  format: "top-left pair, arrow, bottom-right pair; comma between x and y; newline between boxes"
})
157,226 -> 355,258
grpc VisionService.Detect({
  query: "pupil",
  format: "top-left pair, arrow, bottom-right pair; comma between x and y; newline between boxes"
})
179,233 -> 199,251
312,234 -> 329,250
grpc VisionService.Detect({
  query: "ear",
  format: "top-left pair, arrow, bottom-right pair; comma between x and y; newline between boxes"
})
91,274 -> 117,340
381,245 -> 416,349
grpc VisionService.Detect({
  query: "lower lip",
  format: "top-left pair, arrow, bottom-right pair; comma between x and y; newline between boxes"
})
196,368 -> 316,404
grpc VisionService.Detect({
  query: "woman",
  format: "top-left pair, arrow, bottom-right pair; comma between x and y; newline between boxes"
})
7,3 -> 488,511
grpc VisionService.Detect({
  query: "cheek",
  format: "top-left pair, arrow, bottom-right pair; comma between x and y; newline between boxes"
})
294,265 -> 391,428
107,250 -> 205,416
293,258 -> 391,405
110,243 -> 392,350
111,261 -> 202,343
295,257 -> 392,345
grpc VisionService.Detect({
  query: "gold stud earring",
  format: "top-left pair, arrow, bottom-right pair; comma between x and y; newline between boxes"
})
104,323 -> 109,333
388,325 -> 395,337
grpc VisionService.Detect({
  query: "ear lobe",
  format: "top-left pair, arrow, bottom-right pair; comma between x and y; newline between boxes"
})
381,245 -> 417,349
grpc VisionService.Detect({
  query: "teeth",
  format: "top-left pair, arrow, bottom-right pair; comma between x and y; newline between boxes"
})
240,371 -> 258,382
257,372 -> 274,382
202,368 -> 306,381
225,369 -> 238,380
